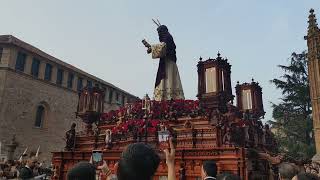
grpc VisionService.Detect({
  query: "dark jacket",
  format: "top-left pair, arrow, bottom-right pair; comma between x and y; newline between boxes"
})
19,166 -> 34,179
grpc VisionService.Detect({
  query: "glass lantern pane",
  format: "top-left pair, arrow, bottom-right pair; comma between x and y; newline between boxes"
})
205,67 -> 217,93
222,70 -> 225,91
242,89 -> 252,109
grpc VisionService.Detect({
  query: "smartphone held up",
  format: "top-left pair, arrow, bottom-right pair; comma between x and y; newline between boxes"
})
92,150 -> 103,166
158,130 -> 170,150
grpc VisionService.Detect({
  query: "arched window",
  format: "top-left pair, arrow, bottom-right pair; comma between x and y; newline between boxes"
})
34,105 -> 45,128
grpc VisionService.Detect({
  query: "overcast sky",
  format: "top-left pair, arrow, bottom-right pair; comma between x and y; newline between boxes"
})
1,0 -> 319,121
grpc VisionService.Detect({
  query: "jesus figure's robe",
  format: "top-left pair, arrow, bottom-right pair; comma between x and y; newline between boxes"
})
151,42 -> 184,101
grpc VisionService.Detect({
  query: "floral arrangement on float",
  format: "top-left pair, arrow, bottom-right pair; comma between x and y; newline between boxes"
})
100,99 -> 203,123
100,98 -> 204,139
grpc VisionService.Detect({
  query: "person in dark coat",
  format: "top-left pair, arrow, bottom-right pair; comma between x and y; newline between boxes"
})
19,156 -> 37,179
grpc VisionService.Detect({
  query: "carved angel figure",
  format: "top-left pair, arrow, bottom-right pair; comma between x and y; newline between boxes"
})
105,129 -> 112,149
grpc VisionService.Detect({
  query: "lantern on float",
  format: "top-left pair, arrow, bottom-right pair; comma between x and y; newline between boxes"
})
76,85 -> 105,125
197,52 -> 234,112
235,79 -> 265,119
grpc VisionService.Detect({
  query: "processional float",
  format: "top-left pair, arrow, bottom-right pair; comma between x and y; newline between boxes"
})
52,52 -> 278,180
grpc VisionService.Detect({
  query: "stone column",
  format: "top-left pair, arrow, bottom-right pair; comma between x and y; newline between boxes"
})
38,61 -> 46,80
63,70 -> 68,87
306,9 -> 320,162
6,135 -> 18,161
51,66 -> 57,84
25,55 -> 32,74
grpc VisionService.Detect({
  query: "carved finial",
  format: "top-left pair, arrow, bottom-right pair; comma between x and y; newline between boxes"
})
251,78 -> 254,82
308,8 -> 318,32
217,51 -> 221,57
237,81 -> 240,85
310,8 -> 315,14
199,56 -> 202,61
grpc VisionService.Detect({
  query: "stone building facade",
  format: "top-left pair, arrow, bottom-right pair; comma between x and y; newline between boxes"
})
0,35 -> 138,161
306,9 -> 320,161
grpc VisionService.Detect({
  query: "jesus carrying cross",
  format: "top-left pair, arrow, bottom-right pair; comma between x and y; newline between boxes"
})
142,20 -> 185,101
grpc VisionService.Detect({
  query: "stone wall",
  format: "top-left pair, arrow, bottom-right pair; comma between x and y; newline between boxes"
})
0,70 -> 80,161
0,36 -> 138,163
0,70 -> 125,162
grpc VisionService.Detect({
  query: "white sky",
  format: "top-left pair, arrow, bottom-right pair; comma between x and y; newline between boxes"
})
1,0 -> 319,121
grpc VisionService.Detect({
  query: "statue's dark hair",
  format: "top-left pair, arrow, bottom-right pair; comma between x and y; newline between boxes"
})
157,25 -> 176,62
117,143 -> 160,180
203,160 -> 217,178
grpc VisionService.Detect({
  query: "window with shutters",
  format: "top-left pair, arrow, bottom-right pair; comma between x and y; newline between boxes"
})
34,105 -> 45,128
77,77 -> 83,91
67,73 -> 74,89
122,96 -> 125,105
87,80 -> 92,88
15,52 -> 27,72
0,47 -> 3,62
31,58 -> 40,77
56,68 -> 64,85
116,92 -> 119,102
44,63 -> 52,81
109,90 -> 113,103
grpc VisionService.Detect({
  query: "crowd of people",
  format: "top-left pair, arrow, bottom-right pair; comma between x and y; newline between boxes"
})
278,162 -> 320,180
65,138 -> 320,180
0,155 -> 52,179
2,139 -> 320,179
67,137 -> 218,180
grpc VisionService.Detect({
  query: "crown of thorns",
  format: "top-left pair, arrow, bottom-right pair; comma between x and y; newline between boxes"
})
152,19 -> 161,27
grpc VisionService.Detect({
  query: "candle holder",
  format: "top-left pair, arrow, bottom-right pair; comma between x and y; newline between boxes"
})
76,85 -> 105,135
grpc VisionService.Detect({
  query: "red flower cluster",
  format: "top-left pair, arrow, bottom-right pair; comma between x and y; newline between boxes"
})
100,99 -> 200,136
101,99 -> 201,122
111,119 -> 160,135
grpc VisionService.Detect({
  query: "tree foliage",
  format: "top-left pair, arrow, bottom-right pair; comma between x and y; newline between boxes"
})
269,51 -> 315,160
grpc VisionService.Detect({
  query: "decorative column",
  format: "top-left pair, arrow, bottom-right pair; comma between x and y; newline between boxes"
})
197,52 -> 234,113
6,135 -> 18,161
305,9 -> 320,162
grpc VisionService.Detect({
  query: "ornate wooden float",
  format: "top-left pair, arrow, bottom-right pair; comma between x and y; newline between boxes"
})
52,54 -> 277,180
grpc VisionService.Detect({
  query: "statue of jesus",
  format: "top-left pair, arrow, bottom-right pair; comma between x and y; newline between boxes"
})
142,21 -> 184,101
